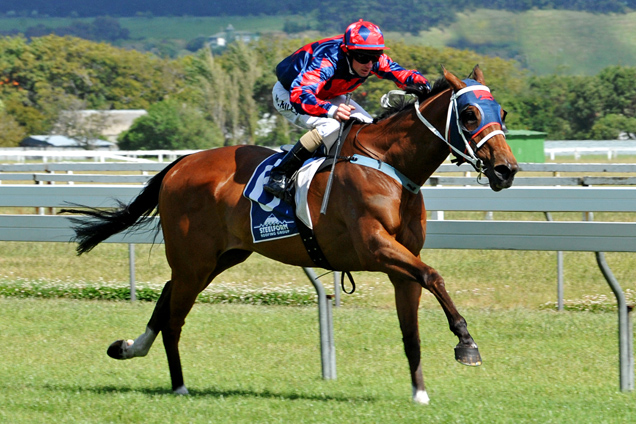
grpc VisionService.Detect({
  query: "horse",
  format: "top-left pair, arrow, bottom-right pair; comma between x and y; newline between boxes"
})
64,65 -> 518,405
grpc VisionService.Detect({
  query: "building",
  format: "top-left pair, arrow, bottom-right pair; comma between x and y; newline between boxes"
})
55,109 -> 148,142
19,135 -> 116,149
208,24 -> 259,48
505,129 -> 547,163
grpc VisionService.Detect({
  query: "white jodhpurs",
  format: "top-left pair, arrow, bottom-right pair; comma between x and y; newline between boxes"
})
272,81 -> 373,151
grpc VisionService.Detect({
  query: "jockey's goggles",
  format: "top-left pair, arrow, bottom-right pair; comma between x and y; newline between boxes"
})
350,51 -> 382,64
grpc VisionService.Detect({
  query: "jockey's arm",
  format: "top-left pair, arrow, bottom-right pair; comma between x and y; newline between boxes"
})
374,56 -> 431,92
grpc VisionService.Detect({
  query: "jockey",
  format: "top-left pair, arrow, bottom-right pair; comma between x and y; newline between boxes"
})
264,19 -> 432,199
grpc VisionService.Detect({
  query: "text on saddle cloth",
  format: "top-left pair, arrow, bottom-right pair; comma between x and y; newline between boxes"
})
244,150 -> 423,244
243,152 -> 324,243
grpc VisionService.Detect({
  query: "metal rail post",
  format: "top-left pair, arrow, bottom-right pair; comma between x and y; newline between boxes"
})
333,271 -> 341,307
544,212 -> 564,310
584,211 -> 633,391
596,252 -> 634,392
303,267 -> 336,380
556,251 -> 564,311
129,243 -> 136,302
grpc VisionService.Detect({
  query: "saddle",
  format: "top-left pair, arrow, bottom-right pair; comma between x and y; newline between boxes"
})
243,121 -> 358,291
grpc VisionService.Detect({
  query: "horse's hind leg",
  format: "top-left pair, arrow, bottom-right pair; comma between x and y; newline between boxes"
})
160,277 -> 199,395
106,249 -> 251,394
392,278 -> 429,405
108,279 -> 190,394
107,281 -> 172,361
161,249 -> 253,394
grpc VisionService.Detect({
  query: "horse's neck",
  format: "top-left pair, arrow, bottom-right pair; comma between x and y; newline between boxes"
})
352,91 -> 452,186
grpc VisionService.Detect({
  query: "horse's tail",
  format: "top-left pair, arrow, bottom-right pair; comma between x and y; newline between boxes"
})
62,155 -> 190,255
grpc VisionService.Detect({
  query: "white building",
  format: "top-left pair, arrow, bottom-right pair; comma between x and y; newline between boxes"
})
209,24 -> 259,48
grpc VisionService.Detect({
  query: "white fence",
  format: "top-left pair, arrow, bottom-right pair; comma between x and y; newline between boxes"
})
1,141 -> 636,164
0,160 -> 634,390
545,140 -> 636,160
0,183 -> 634,390
0,160 -> 636,187
0,149 -> 198,163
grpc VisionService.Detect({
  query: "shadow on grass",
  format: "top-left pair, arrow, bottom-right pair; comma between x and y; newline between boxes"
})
44,384 -> 377,403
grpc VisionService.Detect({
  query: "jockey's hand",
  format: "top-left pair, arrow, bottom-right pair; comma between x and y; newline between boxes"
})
335,103 -> 355,122
415,82 -> 431,94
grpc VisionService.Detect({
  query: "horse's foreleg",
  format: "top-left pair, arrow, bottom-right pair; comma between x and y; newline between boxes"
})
419,264 -> 482,366
106,280 -> 174,361
391,279 -> 429,405
370,235 -> 481,367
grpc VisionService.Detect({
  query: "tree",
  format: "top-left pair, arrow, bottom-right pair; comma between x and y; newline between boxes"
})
183,49 -> 233,144
183,44 -> 262,145
220,42 -> 262,144
512,74 -> 573,138
565,76 -> 605,138
52,100 -> 111,149
0,110 -> 27,146
591,114 -> 636,140
598,66 -> 636,118
0,34 -> 184,110
118,99 -> 223,150
90,17 -> 129,42
317,0 -> 459,34
0,34 -> 186,139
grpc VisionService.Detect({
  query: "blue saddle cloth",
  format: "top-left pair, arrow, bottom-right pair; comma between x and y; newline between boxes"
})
243,152 -> 299,243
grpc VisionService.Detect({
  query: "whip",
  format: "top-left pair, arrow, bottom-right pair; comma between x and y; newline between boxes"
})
320,93 -> 352,215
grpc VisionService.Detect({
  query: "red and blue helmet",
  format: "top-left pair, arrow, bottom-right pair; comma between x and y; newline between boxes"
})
343,20 -> 387,51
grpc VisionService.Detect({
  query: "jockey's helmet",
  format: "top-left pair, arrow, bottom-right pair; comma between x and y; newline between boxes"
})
343,20 -> 387,51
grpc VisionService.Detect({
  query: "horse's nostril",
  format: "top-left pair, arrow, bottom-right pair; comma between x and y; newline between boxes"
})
494,164 -> 514,181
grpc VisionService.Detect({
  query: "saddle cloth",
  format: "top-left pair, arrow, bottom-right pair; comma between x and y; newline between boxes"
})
243,152 -> 324,243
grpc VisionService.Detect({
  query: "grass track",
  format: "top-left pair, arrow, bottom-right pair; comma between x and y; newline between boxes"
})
1,298 -> 634,423
0,240 -> 634,310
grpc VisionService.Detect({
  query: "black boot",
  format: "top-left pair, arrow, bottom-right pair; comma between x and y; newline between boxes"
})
264,141 -> 313,199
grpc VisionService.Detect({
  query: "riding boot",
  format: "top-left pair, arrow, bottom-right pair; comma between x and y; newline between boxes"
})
264,140 -> 313,199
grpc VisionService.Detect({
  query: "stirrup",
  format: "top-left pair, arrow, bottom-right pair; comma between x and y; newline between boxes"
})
264,174 -> 288,198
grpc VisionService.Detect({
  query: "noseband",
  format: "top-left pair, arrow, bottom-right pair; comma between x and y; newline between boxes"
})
414,82 -> 506,171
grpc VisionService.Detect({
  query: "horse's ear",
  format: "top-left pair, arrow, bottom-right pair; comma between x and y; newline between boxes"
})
443,66 -> 466,92
471,65 -> 485,85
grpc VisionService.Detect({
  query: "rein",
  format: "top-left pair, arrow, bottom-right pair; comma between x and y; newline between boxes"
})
413,84 -> 505,171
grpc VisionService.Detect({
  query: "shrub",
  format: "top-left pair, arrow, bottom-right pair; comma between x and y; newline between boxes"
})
118,99 -> 223,150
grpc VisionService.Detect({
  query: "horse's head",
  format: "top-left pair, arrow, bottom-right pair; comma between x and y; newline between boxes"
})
443,65 -> 518,191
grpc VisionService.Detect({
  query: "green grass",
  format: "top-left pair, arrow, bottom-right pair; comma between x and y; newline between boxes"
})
0,298 -> 634,423
0,17 -> 83,31
3,9 -> 636,75
389,9 -> 636,75
0,237 -> 636,310
119,16 -> 288,40
0,157 -> 633,419
0,240 -> 634,311
0,183 -> 634,421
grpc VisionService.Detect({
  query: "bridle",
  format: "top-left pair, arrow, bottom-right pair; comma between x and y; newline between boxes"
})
413,83 -> 506,172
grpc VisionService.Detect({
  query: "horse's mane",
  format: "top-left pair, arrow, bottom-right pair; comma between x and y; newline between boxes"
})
375,76 -> 450,122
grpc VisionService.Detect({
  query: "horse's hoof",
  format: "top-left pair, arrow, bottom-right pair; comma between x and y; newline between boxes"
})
412,389 -> 430,405
107,339 -> 128,360
173,385 -> 189,395
455,345 -> 482,366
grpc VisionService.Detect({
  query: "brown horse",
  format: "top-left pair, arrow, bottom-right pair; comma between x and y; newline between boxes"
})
66,66 -> 517,404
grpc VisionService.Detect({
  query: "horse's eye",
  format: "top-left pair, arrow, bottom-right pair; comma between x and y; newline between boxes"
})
460,109 -> 479,130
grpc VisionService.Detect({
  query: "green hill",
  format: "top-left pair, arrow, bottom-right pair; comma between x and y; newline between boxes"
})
1,9 -> 635,76
430,9 -> 636,76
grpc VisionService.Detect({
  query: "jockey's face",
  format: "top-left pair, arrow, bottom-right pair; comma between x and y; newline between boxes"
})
349,50 -> 381,78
